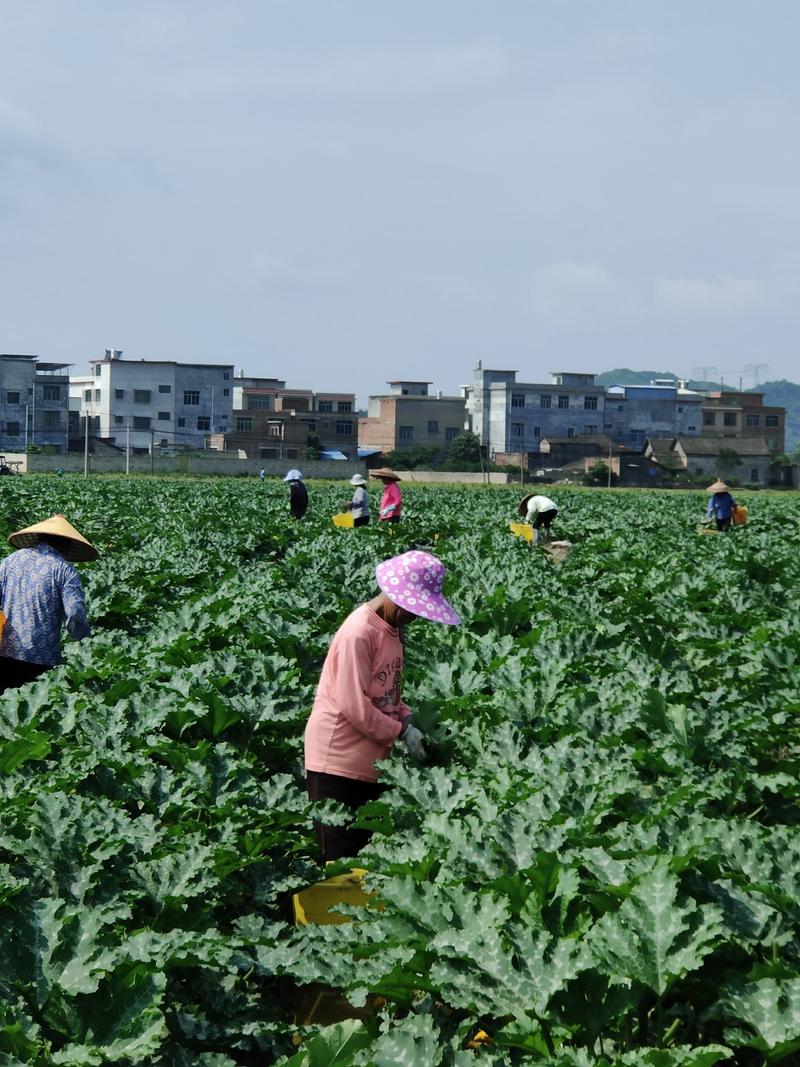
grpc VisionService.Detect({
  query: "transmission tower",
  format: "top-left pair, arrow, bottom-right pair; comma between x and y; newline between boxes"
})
692,365 -> 719,384
743,363 -> 769,387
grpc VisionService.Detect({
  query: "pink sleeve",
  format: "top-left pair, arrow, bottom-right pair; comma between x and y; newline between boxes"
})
330,630 -> 404,744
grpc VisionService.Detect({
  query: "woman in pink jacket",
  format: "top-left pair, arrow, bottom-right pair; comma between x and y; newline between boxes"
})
304,550 -> 460,862
371,468 -> 403,523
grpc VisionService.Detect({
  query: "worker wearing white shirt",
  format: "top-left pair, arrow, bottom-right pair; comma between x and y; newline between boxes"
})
519,494 -> 558,541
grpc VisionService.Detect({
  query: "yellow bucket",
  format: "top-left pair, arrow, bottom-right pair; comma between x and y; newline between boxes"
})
732,504 -> 748,526
292,868 -> 372,926
510,522 -> 534,542
332,512 -> 354,529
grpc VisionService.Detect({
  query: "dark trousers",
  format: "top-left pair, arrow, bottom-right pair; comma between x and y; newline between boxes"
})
306,770 -> 386,862
0,656 -> 49,694
353,515 -> 369,528
716,517 -> 732,531
532,509 -> 557,529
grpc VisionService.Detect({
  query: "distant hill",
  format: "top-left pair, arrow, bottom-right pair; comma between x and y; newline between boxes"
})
595,369 -> 800,451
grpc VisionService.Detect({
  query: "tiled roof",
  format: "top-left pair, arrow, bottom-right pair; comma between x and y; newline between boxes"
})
679,436 -> 771,456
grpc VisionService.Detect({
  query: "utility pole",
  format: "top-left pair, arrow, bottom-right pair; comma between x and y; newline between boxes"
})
83,416 -> 89,478
126,423 -> 131,475
24,405 -> 30,451
607,442 -> 613,488
150,427 -> 155,475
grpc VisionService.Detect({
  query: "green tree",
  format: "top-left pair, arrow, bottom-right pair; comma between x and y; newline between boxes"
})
717,447 -> 742,479
446,431 -> 481,464
583,460 -> 617,486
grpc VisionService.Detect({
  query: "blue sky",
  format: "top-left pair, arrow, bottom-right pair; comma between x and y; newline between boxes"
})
2,2 -> 799,401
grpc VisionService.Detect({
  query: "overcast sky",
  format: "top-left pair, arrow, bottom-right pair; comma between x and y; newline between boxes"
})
2,2 -> 799,401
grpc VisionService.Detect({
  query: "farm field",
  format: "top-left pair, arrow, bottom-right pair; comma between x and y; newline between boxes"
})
0,476 -> 799,1067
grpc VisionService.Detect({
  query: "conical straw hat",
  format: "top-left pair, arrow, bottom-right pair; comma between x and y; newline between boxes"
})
8,514 -> 98,562
370,467 -> 402,481
706,479 -> 729,493
518,493 -> 535,516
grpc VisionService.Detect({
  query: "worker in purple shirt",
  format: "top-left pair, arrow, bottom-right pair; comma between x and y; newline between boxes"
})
0,514 -> 97,693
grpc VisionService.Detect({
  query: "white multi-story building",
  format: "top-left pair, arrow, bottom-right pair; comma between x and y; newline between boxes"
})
69,350 -> 234,450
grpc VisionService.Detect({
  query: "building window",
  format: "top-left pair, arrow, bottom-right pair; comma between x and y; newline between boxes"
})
43,411 -> 60,428
511,393 -> 525,408
84,389 -> 92,401
445,427 -> 460,442
540,394 -> 552,408
223,372 -> 230,380
511,422 -> 524,437
246,396 -> 272,410
584,396 -> 598,410
133,416 -> 151,430
336,419 -> 353,435
134,389 -> 151,404
43,385 -> 61,402
115,388 -> 125,400
687,425 -> 696,432
703,412 -> 716,426
765,414 -> 779,428
236,417 -> 253,432
223,388 -> 230,397
723,412 -> 737,427
94,365 -> 102,376
338,401 -> 352,412
766,437 -> 779,450
158,411 -> 171,422
558,395 -> 569,409
269,423 -> 282,437
746,413 -> 760,427
5,421 -> 20,436
318,401 -> 333,413
751,468 -> 760,482
677,405 -> 684,413
399,426 -> 414,442
427,419 -> 439,434
177,417 -> 186,428
567,427 -> 575,438
197,416 -> 211,431
630,429 -> 645,443
183,391 -> 200,405
586,424 -> 597,434
114,415 -> 123,425
158,384 -> 171,394
260,447 -> 278,459
6,391 -> 20,405
533,426 -> 541,438
286,448 -> 298,459
94,389 -> 101,402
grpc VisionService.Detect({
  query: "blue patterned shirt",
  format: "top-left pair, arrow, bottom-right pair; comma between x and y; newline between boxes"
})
0,544 -> 91,666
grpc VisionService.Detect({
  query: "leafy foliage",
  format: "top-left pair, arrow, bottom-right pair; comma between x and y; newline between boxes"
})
0,476 -> 799,1064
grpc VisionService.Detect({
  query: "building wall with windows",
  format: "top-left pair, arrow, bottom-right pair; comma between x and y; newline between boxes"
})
211,410 -> 308,460
69,354 -> 234,450
479,372 -> 606,455
701,391 -> 785,454
602,385 -> 703,448
359,387 -> 468,455
2,354 -> 70,453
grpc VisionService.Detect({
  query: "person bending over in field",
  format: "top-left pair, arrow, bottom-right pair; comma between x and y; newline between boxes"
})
283,469 -> 308,520
706,479 -> 737,532
371,468 -> 403,523
304,550 -> 460,863
0,514 -> 96,693
519,493 -> 558,542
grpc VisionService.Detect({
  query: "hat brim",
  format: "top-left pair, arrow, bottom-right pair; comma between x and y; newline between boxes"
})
376,559 -> 460,626
8,515 -> 98,562
370,468 -> 402,481
706,480 -> 729,493
518,494 -> 535,517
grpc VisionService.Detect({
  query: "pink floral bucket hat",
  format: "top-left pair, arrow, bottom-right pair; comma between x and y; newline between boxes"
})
375,550 -> 461,626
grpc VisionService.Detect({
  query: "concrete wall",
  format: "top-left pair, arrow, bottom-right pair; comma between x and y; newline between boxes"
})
390,470 -> 511,484
9,452 -> 367,479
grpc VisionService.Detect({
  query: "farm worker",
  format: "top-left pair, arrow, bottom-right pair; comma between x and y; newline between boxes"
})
519,493 -> 558,541
0,514 -> 97,694
258,468 -> 266,481
304,550 -> 460,862
342,473 -> 370,527
706,479 -> 737,532
283,469 -> 308,519
371,467 -> 403,523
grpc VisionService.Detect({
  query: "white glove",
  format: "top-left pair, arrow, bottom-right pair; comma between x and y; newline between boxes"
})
400,720 -> 427,760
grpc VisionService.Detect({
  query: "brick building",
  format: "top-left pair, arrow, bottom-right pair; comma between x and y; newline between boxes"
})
358,381 -> 467,456
701,391 -> 785,454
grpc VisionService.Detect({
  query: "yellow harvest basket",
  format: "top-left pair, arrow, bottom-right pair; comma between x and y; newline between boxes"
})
292,868 -> 372,926
0,610 -> 5,643
332,512 -> 354,529
509,522 -> 534,542
732,505 -> 748,526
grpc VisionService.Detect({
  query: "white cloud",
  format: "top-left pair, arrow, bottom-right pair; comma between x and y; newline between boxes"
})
654,274 -> 767,314
529,262 -> 639,328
